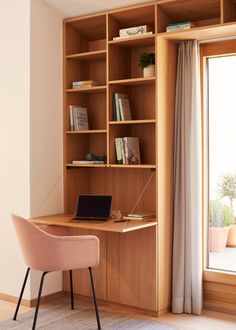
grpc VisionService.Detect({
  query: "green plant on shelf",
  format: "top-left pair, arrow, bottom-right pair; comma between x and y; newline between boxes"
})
138,52 -> 155,69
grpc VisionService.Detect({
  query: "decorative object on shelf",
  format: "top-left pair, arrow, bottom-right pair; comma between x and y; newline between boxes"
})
69,105 -> 89,131
166,22 -> 194,32
119,25 -> 153,37
86,153 -> 107,162
139,52 -> 155,77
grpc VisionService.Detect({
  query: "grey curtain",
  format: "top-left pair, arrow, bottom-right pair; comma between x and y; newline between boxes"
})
172,40 -> 202,315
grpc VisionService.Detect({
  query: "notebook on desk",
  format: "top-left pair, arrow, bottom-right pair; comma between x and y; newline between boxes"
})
71,195 -> 112,221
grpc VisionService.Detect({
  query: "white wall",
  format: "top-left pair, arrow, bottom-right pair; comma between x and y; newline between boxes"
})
30,0 -> 63,299
0,0 -> 63,300
0,0 -> 31,299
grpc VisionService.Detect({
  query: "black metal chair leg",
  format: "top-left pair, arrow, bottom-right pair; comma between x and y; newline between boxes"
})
88,267 -> 101,330
13,267 -> 30,320
69,270 -> 74,310
32,271 -> 48,330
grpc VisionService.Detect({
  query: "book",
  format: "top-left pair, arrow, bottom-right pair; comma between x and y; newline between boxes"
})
118,97 -> 131,121
72,80 -> 99,88
114,93 -> 130,121
127,211 -> 155,218
123,137 -> 141,165
72,160 -> 105,164
122,216 -> 154,221
115,138 -> 123,164
112,93 -> 117,121
113,32 -> 153,41
119,25 -> 153,37
69,105 -> 89,131
166,22 -> 194,32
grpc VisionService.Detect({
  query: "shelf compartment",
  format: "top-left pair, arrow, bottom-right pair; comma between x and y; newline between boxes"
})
109,34 -> 155,48
109,44 -> 155,81
222,0 -> 236,23
66,132 -> 107,165
66,50 -> 106,62
109,84 -> 155,121
108,4 -> 155,41
157,0 -> 221,33
65,167 -> 156,216
66,58 -> 106,89
65,14 -> 106,55
66,92 -> 106,131
109,123 -> 156,166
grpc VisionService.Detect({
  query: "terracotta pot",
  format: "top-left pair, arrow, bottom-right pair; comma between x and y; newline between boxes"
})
209,227 -> 229,252
143,64 -> 155,77
226,224 -> 236,247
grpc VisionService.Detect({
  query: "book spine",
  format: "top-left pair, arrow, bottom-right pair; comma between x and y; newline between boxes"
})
69,105 -> 74,131
72,108 -> 77,131
115,138 -> 123,164
115,93 -> 121,121
72,80 -> 98,86
112,93 -> 117,121
118,98 -> 124,121
122,137 -> 129,165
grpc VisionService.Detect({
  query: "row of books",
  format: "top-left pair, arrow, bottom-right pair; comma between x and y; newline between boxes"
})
112,93 -> 132,121
115,137 -> 141,165
72,80 -> 100,89
113,25 -> 153,40
166,21 -> 194,32
69,105 -> 89,131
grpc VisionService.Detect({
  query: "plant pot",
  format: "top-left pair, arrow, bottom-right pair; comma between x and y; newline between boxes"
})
143,64 -> 155,78
209,227 -> 229,252
226,224 -> 236,247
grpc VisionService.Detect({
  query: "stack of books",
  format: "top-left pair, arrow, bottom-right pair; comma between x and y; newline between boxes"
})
72,80 -> 100,89
69,105 -> 89,131
112,93 -> 131,121
113,25 -> 153,40
115,137 -> 141,165
166,22 -> 194,32
123,211 -> 155,221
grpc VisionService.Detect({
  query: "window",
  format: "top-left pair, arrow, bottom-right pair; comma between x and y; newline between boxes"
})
207,54 -> 236,273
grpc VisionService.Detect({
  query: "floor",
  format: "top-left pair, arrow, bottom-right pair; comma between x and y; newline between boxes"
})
209,247 -> 236,272
1,299 -> 236,330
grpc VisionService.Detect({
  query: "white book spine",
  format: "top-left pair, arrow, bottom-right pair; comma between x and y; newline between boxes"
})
69,105 -> 74,131
115,93 -> 121,121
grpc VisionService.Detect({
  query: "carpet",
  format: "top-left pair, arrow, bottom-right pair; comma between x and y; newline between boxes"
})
0,298 -> 179,330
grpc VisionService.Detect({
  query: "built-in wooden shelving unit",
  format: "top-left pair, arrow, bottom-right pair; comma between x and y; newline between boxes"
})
63,0 -> 236,316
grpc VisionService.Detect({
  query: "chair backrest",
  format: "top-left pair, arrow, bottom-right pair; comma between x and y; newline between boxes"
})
11,214 -> 53,269
11,214 -> 100,271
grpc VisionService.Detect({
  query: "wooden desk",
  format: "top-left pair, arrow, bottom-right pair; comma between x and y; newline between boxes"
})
30,214 -> 158,312
31,213 -> 158,233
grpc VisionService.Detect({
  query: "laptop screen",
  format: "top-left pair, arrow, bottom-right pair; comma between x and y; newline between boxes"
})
76,195 -> 112,219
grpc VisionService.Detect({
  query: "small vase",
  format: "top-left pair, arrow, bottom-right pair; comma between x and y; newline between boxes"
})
143,64 -> 155,77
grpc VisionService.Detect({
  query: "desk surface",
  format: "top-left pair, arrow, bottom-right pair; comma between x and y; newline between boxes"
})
30,213 -> 158,233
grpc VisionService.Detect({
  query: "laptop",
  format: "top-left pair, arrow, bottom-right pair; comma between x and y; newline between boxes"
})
72,195 -> 112,221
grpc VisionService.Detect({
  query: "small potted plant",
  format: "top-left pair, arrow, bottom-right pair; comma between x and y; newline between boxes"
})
209,200 -> 234,252
139,52 -> 155,77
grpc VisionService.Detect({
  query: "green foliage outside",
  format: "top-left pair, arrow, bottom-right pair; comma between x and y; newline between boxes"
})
139,52 -> 155,69
218,173 -> 236,210
209,200 -> 234,227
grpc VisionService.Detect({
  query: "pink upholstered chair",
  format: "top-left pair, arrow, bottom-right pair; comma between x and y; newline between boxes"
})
11,214 -> 101,330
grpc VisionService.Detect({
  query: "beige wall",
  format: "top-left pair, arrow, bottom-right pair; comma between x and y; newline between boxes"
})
0,0 -> 63,300
0,0 -> 31,299
30,0 -> 63,299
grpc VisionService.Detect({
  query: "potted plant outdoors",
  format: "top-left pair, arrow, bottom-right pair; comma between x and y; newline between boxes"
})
209,200 -> 234,252
218,173 -> 236,247
139,52 -> 155,78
